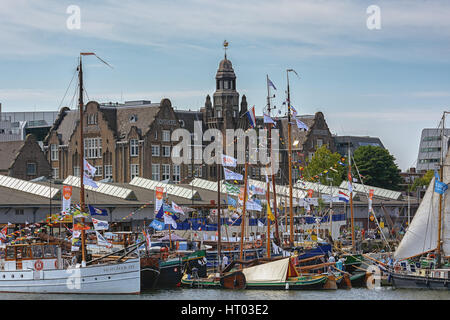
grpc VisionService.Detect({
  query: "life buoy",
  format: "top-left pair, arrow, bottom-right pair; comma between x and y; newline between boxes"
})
34,260 -> 44,271
254,239 -> 263,248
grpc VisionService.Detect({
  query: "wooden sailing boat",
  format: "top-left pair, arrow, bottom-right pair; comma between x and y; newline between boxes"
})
390,112 -> 450,289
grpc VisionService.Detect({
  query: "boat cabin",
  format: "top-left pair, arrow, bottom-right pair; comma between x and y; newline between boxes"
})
1,243 -> 60,271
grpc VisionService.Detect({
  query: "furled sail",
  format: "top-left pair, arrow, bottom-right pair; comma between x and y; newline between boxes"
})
241,258 -> 290,284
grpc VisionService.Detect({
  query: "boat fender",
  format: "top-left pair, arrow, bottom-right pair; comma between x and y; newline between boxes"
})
34,260 -> 44,271
162,252 -> 169,260
254,239 -> 263,248
285,283 -> 289,290
54,260 -> 58,269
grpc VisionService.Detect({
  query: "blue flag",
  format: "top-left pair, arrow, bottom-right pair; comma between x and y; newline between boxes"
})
88,205 -> 108,216
149,219 -> 165,231
155,204 -> 164,219
267,78 -> 277,90
435,180 -> 448,195
227,196 -> 237,207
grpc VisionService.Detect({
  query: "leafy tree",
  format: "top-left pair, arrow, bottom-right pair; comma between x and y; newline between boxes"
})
410,170 -> 434,191
352,145 -> 403,190
304,145 -> 346,186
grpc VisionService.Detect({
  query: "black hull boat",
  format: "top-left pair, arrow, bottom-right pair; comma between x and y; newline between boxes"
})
140,257 -> 160,290
390,271 -> 450,290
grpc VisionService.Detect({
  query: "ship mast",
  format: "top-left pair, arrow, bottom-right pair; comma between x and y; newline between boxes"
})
286,70 -> 294,247
348,143 -> 355,252
436,112 -> 446,267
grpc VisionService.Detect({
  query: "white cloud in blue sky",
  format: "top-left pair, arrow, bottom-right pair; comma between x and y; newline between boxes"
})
1,0 -> 450,170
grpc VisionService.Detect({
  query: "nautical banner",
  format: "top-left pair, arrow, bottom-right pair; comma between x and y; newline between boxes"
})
267,202 -> 275,221
338,191 -> 350,203
88,204 -> 108,216
83,159 -> 96,177
246,199 -> 262,212
164,213 -> 177,229
368,189 -> 374,211
155,187 -> 164,213
224,182 -> 240,194
83,173 -> 98,188
249,184 -> 265,195
92,218 -> 109,231
171,201 -> 185,215
227,196 -> 237,208
62,186 -> 72,214
246,106 -> 256,128
295,118 -> 309,131
267,77 -> 277,90
96,231 -> 112,248
149,219 -> 165,231
263,114 -> 276,126
223,167 -> 243,181
221,154 -> 237,167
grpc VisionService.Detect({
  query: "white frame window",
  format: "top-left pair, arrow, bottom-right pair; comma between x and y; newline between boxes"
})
104,165 -> 113,179
173,165 -> 180,183
194,164 -> 202,178
151,145 -> 160,157
84,138 -> 102,159
162,164 -> 170,181
152,164 -> 160,181
50,144 -> 58,161
162,145 -> 171,157
130,139 -> 139,157
162,130 -> 171,142
52,167 -> 59,179
94,166 -> 103,177
73,166 -> 80,177
130,164 -> 139,179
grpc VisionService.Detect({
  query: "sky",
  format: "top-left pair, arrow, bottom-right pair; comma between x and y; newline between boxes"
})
1,0 -> 450,171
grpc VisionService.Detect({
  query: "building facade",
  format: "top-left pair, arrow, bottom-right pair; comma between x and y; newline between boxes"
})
416,128 -> 450,172
334,135 -> 385,158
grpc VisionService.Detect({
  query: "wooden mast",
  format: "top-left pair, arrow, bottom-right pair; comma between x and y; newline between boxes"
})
348,143 -> 355,252
78,54 -> 86,265
286,70 -> 294,246
436,112 -> 446,267
239,162 -> 248,263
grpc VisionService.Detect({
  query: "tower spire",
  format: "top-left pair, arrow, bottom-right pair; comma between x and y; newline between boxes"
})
223,40 -> 229,59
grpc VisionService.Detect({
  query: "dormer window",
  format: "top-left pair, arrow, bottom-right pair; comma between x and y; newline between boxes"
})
87,114 -> 98,125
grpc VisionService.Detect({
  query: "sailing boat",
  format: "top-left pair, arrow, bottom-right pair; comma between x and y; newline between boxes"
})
390,112 -> 450,289
0,53 -> 141,294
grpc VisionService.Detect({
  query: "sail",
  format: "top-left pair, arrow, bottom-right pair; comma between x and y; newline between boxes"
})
394,177 -> 440,260
241,258 -> 290,284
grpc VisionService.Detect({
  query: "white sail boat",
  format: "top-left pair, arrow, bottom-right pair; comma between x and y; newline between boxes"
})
391,113 -> 450,289
0,53 -> 141,294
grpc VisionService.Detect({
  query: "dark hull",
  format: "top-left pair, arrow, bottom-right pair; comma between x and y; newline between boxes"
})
391,273 -> 450,290
155,256 -> 208,288
141,267 -> 160,290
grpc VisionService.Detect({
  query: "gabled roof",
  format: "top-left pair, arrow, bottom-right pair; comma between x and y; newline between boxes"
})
0,140 -> 25,171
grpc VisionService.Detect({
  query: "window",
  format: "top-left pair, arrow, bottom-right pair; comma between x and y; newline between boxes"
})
129,114 -> 138,123
317,139 -> 323,148
194,165 -> 202,177
26,163 -> 37,176
151,145 -> 160,157
104,165 -> 112,179
173,165 -> 180,183
130,139 -> 139,157
217,110 -> 222,118
73,166 -> 80,177
52,167 -> 59,179
94,166 -> 103,177
162,146 -> 171,157
15,209 -> 24,215
87,114 -> 98,125
154,130 -> 158,140
50,144 -> 58,161
84,138 -> 102,159
162,130 -> 171,142
188,164 -> 193,177
152,164 -> 160,181
423,136 -> 441,142
162,164 -> 170,181
420,147 -> 441,153
130,164 -> 139,179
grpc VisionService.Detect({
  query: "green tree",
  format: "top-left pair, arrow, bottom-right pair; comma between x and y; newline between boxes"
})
352,145 -> 403,190
410,170 -> 434,191
304,145 -> 345,186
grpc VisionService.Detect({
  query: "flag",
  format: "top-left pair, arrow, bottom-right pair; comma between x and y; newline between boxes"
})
62,186 -> 72,214
143,229 -> 151,250
221,154 -> 237,167
164,213 -> 177,229
88,205 -> 108,216
96,231 -> 112,248
223,167 -> 243,181
257,219 -> 264,227
295,118 -> 309,131
224,181 -> 240,194
83,173 -> 98,188
267,77 -> 276,90
154,187 -> 164,213
92,218 -> 109,231
246,200 -> 262,212
0,226 -> 7,241
338,191 -> 349,203
155,204 -> 165,219
83,159 -> 96,177
291,106 -> 298,117
73,207 -> 89,219
263,114 -> 276,126
171,201 -> 185,215
249,184 -> 265,195
149,219 -> 165,231
435,180 -> 448,195
348,181 -> 353,194
227,196 -> 237,208
245,106 -> 256,128
267,202 -> 275,221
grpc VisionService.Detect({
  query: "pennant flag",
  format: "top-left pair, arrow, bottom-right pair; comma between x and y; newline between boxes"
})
295,118 -> 309,131
245,106 -> 256,128
164,213 -> 177,229
149,219 -> 165,231
338,191 -> 349,203
224,167 -> 243,181
83,173 -> 98,188
83,159 -> 96,177
267,77 -> 277,90
263,114 -> 276,126
88,205 -> 108,216
171,201 -> 185,215
92,218 -> 109,231
267,203 -> 275,221
291,105 -> 298,117
96,231 -> 112,248
227,196 -> 237,208
221,154 -> 237,167
155,203 -> 165,219
224,181 -> 240,194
